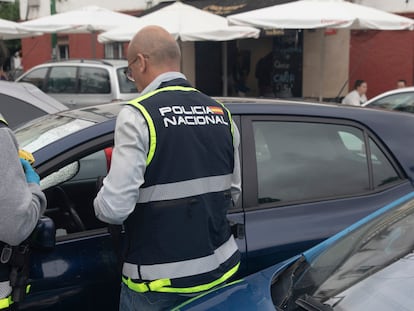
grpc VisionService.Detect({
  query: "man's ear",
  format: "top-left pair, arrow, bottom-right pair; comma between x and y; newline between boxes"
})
137,54 -> 147,73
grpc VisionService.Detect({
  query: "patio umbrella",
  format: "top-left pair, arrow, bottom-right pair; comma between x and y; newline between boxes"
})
19,5 -> 140,57
97,2 -> 259,96
227,0 -> 414,30
20,5 -> 139,33
97,2 -> 259,43
0,17 -> 41,40
227,0 -> 414,100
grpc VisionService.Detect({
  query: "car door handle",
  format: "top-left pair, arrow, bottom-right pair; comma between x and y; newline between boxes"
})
231,223 -> 245,239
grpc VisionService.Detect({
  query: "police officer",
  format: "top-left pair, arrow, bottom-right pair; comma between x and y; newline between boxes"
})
94,25 -> 241,311
0,114 -> 46,310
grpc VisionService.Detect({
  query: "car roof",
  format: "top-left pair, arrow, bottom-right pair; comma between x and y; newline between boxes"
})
24,97 -> 414,181
24,59 -> 128,69
0,80 -> 68,113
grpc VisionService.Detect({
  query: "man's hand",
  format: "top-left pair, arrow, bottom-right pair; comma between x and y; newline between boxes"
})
20,158 -> 40,184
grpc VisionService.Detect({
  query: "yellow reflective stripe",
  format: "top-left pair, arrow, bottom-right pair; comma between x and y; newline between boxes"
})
127,86 -> 197,165
0,296 -> 12,309
126,103 -> 156,166
0,117 -> 7,126
215,99 -> 234,137
123,262 -> 239,294
130,86 -> 199,103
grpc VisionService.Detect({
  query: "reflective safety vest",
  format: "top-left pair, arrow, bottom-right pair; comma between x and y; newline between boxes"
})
122,78 -> 240,294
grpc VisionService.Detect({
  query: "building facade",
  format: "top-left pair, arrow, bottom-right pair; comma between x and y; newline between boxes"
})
18,0 -> 414,99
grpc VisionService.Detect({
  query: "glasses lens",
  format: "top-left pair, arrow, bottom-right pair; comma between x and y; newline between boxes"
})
124,68 -> 135,82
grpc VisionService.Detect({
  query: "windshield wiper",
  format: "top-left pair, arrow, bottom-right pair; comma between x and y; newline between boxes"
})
295,294 -> 334,311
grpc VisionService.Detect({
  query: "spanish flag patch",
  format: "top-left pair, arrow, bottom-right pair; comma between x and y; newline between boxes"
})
208,106 -> 224,115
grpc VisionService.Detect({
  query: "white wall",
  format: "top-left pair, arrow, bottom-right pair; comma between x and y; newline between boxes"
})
354,0 -> 414,13
303,29 -> 350,100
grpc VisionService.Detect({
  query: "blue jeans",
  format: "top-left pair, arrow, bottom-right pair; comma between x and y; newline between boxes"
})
119,283 -> 190,311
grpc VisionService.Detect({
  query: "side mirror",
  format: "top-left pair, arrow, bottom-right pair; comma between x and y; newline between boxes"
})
30,216 -> 56,251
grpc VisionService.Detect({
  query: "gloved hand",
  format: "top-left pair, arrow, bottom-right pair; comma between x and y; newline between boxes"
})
20,158 -> 40,184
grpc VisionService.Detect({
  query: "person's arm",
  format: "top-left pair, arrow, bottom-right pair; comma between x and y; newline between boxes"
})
231,122 -> 241,204
94,106 -> 148,224
0,129 -> 46,246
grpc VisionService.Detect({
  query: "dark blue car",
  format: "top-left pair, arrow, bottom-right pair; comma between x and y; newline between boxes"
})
13,98 -> 414,309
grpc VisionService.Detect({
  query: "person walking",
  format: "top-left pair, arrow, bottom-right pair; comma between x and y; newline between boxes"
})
0,115 -> 46,310
342,79 -> 368,106
93,25 -> 241,311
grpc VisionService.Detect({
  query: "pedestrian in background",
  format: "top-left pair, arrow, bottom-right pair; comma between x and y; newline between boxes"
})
397,79 -> 407,89
342,79 -> 368,106
0,114 -> 46,310
94,25 -> 241,311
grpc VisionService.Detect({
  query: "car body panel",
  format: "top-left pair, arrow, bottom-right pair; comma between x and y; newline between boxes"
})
0,80 -> 68,128
12,98 -> 414,309
178,191 -> 414,310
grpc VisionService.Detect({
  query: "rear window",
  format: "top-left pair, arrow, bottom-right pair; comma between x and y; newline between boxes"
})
79,67 -> 111,94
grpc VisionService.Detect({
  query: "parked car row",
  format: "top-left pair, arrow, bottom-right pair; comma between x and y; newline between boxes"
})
11,97 -> 414,309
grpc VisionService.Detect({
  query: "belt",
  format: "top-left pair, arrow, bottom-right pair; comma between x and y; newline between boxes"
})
0,296 -> 12,309
122,262 -> 239,294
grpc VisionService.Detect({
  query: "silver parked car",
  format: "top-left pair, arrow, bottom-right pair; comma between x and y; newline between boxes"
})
15,59 -> 139,108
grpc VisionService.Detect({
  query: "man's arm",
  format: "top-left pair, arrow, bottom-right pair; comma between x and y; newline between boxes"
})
0,129 -> 46,246
94,106 -> 149,224
231,122 -> 241,204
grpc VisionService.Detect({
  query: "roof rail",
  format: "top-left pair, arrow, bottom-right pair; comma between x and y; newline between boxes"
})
44,59 -> 116,66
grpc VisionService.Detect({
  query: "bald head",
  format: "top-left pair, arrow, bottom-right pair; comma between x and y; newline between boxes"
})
128,25 -> 181,72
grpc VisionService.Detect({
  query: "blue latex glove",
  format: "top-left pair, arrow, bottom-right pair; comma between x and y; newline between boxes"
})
20,158 -> 40,184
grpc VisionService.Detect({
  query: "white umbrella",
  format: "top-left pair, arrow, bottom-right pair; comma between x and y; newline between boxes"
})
227,0 -> 414,101
0,18 -> 41,40
19,5 -> 140,57
97,2 -> 260,96
97,2 -> 259,43
227,0 -> 414,30
19,5 -> 140,34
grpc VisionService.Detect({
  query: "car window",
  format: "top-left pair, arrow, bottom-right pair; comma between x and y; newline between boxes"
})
79,67 -> 111,94
117,67 -> 139,94
253,121 -> 400,204
369,139 -> 400,187
42,148 -> 112,238
18,67 -> 48,91
368,92 -> 414,112
47,66 -> 77,93
0,94 -> 46,128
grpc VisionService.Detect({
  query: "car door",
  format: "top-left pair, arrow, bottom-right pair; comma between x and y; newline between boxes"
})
240,115 -> 413,275
19,136 -> 120,311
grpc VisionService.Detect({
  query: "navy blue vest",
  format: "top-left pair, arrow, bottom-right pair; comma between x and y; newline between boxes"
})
123,79 -> 239,289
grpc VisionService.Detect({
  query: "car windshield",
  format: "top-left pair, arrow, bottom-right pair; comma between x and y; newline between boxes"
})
367,92 -> 414,113
273,196 -> 414,310
15,114 -> 95,153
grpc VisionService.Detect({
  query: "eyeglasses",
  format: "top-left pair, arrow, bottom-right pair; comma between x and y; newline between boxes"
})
124,55 -> 138,82
124,53 -> 150,82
